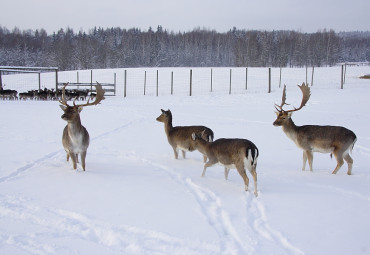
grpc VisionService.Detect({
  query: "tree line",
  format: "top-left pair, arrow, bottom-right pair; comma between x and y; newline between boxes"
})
0,26 -> 369,71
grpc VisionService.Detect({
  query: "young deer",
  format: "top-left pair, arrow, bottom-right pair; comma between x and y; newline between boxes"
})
192,132 -> 259,196
156,109 -> 214,161
273,83 -> 357,175
59,82 -> 105,171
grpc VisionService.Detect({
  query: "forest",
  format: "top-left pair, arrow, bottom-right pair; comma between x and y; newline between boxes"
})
0,26 -> 369,71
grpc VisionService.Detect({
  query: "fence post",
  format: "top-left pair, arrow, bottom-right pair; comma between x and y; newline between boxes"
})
189,69 -> 192,96
90,70 -> 93,92
55,69 -> 58,91
341,65 -> 344,89
114,73 -> 116,96
344,63 -> 347,84
306,66 -> 308,85
246,67 -> 248,90
0,71 -> 2,88
38,72 -> 41,90
143,71 -> 146,95
279,67 -> 282,88
124,70 -> 127,97
156,70 -> 159,97
171,71 -> 174,95
77,72 -> 79,83
229,69 -> 232,94
210,68 -> 213,92
311,66 -> 315,86
268,68 -> 271,93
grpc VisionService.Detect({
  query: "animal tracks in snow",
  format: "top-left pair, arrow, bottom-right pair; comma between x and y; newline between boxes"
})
137,154 -> 303,255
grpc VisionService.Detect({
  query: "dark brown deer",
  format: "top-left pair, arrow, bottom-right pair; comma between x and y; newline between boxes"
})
273,83 -> 356,175
59,82 -> 105,171
191,132 -> 259,196
156,109 -> 214,162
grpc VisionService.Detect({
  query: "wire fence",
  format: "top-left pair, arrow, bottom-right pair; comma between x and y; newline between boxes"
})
1,65 -> 369,97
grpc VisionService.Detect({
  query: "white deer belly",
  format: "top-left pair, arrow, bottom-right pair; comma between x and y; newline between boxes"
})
177,145 -> 190,152
221,163 -> 236,169
311,146 -> 334,153
70,133 -> 87,153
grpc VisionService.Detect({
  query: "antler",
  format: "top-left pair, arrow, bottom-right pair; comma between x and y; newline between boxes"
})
73,82 -> 105,107
59,82 -> 70,107
275,83 -> 311,113
275,84 -> 289,112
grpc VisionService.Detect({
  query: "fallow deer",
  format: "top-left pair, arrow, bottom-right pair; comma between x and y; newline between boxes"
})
192,132 -> 259,196
59,82 -> 105,171
273,83 -> 356,175
156,109 -> 214,162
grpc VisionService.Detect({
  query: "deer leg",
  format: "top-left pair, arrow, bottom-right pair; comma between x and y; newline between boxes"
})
224,167 -> 231,180
81,151 -> 87,171
236,165 -> 249,192
182,150 -> 186,159
302,151 -> 307,171
172,146 -> 179,159
332,151 -> 344,174
344,154 -> 353,175
66,152 -> 70,162
203,155 -> 207,163
202,160 -> 217,177
251,169 -> 258,197
76,154 -> 79,163
306,150 -> 313,172
70,153 -> 78,170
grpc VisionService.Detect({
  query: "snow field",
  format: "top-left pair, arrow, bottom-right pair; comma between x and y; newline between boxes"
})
1,66 -> 370,254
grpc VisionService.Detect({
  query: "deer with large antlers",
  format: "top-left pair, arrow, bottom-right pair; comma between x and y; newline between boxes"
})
59,82 -> 105,171
273,83 -> 356,175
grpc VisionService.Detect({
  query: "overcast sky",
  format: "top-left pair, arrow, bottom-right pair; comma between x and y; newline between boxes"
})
1,0 -> 370,34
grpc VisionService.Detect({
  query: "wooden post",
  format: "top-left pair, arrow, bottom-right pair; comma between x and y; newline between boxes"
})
171,71 -> 173,95
38,72 -> 41,90
305,66 -> 308,85
55,69 -> 58,91
279,67 -> 282,88
268,68 -> 271,93
156,70 -> 159,97
344,63 -> 347,84
124,69 -> 127,97
311,66 -> 315,86
341,65 -> 344,89
143,71 -> 146,95
210,68 -> 213,92
90,70 -> 93,92
189,69 -> 192,96
114,73 -> 117,96
0,71 -> 2,89
246,67 -> 248,90
229,69 -> 232,94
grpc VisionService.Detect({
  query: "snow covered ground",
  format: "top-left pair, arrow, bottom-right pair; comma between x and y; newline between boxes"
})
1,66 -> 370,255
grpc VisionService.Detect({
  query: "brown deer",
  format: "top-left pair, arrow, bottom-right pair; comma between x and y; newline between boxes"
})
59,82 -> 105,171
273,83 -> 356,175
191,132 -> 259,196
156,109 -> 214,162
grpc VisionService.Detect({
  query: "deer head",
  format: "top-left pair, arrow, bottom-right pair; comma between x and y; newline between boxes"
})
273,82 -> 311,126
59,82 -> 105,122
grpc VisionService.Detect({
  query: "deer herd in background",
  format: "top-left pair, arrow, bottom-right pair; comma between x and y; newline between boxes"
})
0,84 -> 96,101
57,82 -> 357,197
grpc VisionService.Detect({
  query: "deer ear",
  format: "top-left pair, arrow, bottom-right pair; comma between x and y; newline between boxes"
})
60,105 -> 67,111
275,111 -> 279,116
191,132 -> 196,141
287,112 -> 293,118
78,106 -> 84,113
